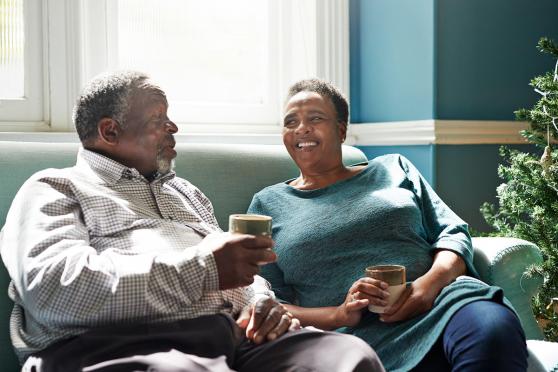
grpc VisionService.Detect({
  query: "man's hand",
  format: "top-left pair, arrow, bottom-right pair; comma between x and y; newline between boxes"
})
201,233 -> 276,290
236,296 -> 301,344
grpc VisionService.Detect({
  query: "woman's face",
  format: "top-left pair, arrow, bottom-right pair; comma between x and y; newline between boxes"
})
282,91 -> 347,173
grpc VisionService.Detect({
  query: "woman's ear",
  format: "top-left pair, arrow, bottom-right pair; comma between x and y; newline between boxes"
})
97,118 -> 121,145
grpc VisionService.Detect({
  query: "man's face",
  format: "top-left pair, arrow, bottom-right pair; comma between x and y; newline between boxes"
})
116,92 -> 178,178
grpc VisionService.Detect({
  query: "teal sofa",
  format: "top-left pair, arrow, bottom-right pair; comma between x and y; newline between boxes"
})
0,141 -> 553,371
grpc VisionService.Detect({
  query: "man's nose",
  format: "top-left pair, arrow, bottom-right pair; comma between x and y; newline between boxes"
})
166,121 -> 178,134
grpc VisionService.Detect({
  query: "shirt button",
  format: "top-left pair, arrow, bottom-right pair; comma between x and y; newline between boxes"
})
223,301 -> 233,310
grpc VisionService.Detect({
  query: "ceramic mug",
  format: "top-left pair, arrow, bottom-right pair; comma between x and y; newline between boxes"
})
365,264 -> 406,314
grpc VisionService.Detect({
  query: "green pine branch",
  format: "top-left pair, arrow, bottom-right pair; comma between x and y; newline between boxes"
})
481,38 -> 558,339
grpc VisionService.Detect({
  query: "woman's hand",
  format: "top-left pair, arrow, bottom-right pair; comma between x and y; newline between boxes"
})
378,274 -> 440,323
334,277 -> 390,328
379,249 -> 467,323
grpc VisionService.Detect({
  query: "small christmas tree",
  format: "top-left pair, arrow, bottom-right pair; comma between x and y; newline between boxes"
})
481,37 -> 558,340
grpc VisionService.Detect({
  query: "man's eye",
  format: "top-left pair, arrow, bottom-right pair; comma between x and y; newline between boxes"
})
311,116 -> 323,122
284,120 -> 297,127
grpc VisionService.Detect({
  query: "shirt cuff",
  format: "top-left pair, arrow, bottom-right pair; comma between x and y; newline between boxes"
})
251,275 -> 275,301
199,246 -> 220,292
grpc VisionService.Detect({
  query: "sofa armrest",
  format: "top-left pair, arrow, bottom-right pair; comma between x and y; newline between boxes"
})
472,237 -> 544,340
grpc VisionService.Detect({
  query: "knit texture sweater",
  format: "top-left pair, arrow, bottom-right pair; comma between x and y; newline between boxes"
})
248,154 -> 507,372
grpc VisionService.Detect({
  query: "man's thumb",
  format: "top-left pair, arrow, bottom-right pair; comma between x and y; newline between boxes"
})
236,306 -> 252,329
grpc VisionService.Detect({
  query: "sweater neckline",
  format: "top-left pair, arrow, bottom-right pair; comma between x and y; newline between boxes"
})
284,162 -> 372,195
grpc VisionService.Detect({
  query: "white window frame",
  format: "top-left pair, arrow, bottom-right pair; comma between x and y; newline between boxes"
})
0,0 -> 349,143
0,0 -> 46,131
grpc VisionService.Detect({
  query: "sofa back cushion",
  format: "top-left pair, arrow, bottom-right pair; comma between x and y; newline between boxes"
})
0,141 -> 367,371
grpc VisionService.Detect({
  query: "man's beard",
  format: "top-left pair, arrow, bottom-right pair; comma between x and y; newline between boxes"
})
156,148 -> 175,175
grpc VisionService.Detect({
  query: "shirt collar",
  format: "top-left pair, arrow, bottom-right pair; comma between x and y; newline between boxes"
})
76,147 -> 176,185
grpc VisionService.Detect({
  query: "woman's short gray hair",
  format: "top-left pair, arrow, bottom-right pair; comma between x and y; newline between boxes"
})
73,70 -> 164,143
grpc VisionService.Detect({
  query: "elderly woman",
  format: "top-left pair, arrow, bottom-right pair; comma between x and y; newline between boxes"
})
247,79 -> 528,371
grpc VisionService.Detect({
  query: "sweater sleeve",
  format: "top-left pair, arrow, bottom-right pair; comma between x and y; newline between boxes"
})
398,155 -> 479,278
247,194 -> 297,304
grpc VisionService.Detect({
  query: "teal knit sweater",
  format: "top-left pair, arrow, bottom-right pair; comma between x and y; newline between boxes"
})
248,154 -> 506,372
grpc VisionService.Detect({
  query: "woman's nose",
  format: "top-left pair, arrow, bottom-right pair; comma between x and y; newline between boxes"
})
294,121 -> 311,134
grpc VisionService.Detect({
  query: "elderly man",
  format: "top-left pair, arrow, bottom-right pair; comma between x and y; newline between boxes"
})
0,71 -> 383,372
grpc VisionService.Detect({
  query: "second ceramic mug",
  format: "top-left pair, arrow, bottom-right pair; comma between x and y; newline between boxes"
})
364,264 -> 406,314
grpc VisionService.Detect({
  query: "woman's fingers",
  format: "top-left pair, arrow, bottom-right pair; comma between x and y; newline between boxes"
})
349,289 -> 387,308
352,279 -> 391,301
345,297 -> 370,311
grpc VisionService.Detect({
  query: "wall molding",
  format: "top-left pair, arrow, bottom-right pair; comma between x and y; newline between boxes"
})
0,120 -> 532,146
347,120 -> 530,146
435,120 -> 529,144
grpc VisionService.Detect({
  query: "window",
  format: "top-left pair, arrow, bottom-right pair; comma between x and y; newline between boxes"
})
103,0 -> 280,125
0,0 -> 24,98
0,0 -> 349,137
0,0 -> 44,128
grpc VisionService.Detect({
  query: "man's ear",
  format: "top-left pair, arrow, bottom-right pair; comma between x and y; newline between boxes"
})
97,118 -> 121,145
338,121 -> 348,143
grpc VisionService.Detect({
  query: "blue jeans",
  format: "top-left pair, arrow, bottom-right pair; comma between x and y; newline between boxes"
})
413,300 -> 527,371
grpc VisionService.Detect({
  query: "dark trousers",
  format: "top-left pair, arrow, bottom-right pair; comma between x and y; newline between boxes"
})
23,314 -> 384,372
413,300 -> 528,372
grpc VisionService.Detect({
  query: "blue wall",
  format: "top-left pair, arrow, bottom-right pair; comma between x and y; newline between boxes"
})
350,0 -> 434,123
436,0 -> 558,120
436,144 -> 537,232
349,0 -> 558,232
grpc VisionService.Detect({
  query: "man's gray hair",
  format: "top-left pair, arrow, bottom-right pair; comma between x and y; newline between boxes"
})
73,70 -> 164,143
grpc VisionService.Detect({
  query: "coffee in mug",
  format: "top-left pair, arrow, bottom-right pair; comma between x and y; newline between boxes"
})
365,265 -> 406,314
229,214 -> 272,236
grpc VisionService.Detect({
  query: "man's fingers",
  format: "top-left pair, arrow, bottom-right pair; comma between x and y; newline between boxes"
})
252,303 -> 286,344
238,235 -> 275,250
236,306 -> 252,329
212,233 -> 277,290
246,297 -> 275,339
244,248 -> 276,266
265,312 -> 293,342
288,317 -> 301,331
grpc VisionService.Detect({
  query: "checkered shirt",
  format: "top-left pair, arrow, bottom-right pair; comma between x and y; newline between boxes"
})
0,148 -> 273,362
